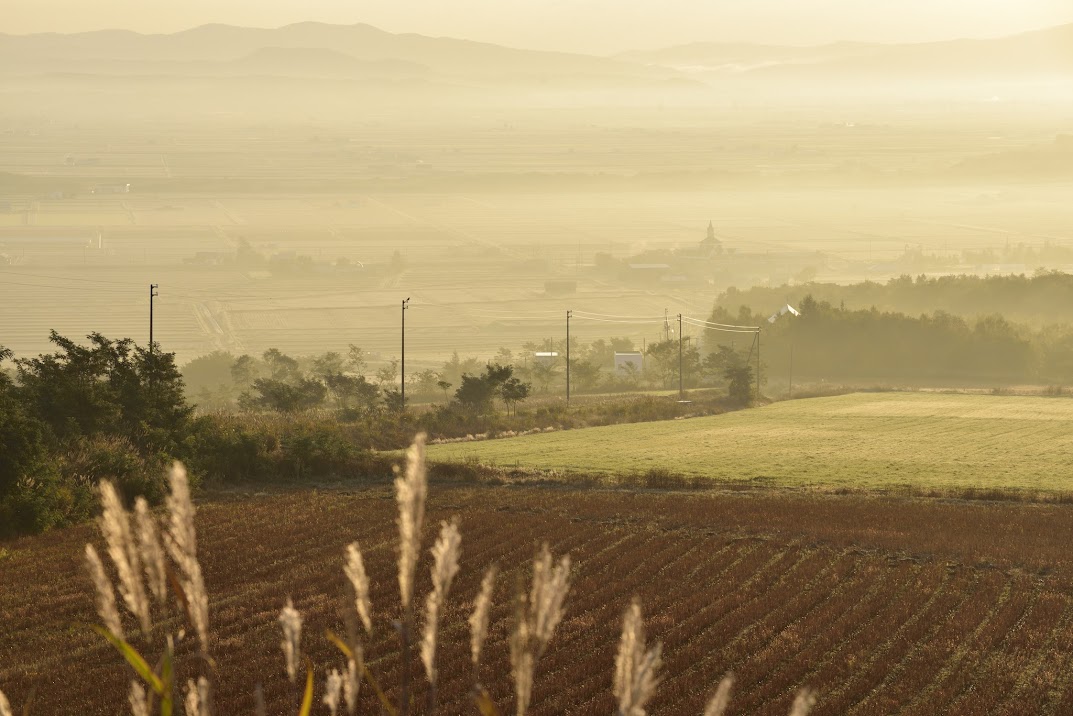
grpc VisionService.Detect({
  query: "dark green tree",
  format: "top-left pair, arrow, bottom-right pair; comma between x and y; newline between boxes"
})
499,376 -> 532,416
725,365 -> 754,405
240,377 -> 327,413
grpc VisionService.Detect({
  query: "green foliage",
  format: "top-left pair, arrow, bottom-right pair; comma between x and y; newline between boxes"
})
1,332 -> 191,536
15,331 -> 192,452
240,377 -> 328,413
499,376 -> 531,416
182,350 -> 238,408
716,271 -> 1073,328
59,434 -> 169,504
454,363 -> 527,414
725,365 -> 754,405
455,373 -> 499,411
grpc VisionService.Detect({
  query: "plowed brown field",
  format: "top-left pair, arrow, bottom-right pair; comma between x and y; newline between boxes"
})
4,485 -> 1073,715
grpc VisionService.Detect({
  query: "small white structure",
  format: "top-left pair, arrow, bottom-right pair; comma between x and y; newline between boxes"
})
614,351 -> 643,374
533,351 -> 559,365
767,304 -> 800,324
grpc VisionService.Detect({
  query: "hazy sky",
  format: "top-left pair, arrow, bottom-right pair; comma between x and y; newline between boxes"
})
8,0 -> 1073,52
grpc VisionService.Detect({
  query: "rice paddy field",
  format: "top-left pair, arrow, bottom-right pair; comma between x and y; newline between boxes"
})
426,392 -> 1073,494
5,483 -> 1073,715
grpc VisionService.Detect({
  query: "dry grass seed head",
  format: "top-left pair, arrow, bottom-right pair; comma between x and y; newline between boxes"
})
84,543 -> 124,639
395,433 -> 428,611
344,542 -> 372,634
613,599 -> 662,716
421,519 -> 462,685
702,674 -> 735,716
164,462 -> 210,653
184,677 -> 211,716
323,668 -> 343,716
279,597 -> 303,683
99,480 -> 151,633
129,680 -> 149,716
529,544 -> 570,650
343,657 -> 360,715
134,496 -> 168,605
789,689 -> 817,716
510,544 -> 571,716
469,565 -> 498,671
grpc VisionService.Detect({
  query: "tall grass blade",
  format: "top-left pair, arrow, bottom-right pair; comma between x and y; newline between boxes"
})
297,661 -> 314,716
91,625 -> 163,694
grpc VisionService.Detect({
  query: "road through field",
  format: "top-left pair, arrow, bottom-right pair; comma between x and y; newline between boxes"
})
425,392 -> 1073,492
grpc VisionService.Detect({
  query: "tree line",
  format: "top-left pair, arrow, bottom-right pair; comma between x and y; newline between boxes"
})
709,294 -> 1073,386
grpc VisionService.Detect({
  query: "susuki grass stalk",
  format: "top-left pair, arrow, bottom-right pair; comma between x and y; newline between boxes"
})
133,496 -> 168,606
613,599 -> 662,716
84,543 -> 124,639
421,519 -> 462,714
395,433 -> 428,716
469,565 -> 498,685
279,598 -> 303,683
323,668 -> 343,716
510,544 -> 571,716
184,676 -> 211,716
342,658 -> 359,715
789,689 -> 817,716
99,481 -> 151,634
702,674 -> 735,716
164,462 -> 210,655
128,681 -> 149,716
344,542 -> 373,634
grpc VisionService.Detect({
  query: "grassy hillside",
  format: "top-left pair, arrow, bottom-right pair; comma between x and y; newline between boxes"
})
426,392 -> 1073,493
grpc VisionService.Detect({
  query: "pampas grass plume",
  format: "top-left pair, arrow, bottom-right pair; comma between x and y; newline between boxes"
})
279,597 -> 303,683
99,480 -> 151,633
469,565 -> 498,677
702,674 -> 735,716
344,542 -> 373,634
421,519 -> 462,687
134,496 -> 167,605
395,433 -> 428,611
613,599 -> 662,716
85,543 -> 124,639
129,681 -> 149,716
324,668 -> 343,716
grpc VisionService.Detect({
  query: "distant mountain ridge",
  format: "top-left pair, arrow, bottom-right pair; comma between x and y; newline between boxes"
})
0,21 -> 682,84
617,23 -> 1073,79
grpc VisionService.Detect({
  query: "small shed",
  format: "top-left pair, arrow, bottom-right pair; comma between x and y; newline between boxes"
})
614,351 -> 643,374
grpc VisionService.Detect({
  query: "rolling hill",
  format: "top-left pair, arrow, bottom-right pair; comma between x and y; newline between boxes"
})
426,392 -> 1073,493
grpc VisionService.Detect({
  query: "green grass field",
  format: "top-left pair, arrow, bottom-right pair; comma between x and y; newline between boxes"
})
426,392 -> 1073,493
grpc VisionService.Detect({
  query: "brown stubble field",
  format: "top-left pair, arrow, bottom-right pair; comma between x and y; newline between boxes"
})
5,484 -> 1073,715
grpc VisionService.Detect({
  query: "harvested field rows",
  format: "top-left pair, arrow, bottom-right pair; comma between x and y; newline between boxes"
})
4,485 -> 1073,714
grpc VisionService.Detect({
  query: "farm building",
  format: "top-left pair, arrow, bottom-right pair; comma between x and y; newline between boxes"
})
614,351 -> 643,374
533,351 -> 559,365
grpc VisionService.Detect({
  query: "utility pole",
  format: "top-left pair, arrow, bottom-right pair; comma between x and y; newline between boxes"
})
789,341 -> 794,399
756,329 -> 761,403
149,283 -> 158,353
401,297 -> 410,408
566,310 -> 571,403
677,313 -> 683,398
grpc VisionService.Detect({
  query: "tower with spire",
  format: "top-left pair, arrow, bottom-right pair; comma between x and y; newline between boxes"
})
700,220 -> 723,256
